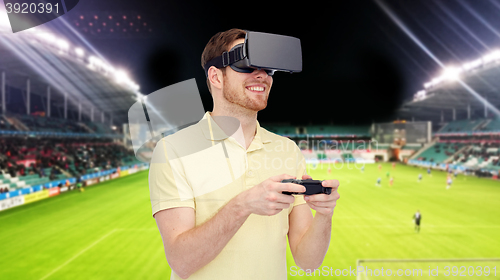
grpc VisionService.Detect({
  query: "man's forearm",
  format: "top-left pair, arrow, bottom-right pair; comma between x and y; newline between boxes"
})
293,213 -> 332,270
168,195 -> 249,278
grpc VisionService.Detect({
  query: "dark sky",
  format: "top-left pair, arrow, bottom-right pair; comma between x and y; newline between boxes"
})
55,0 -> 500,125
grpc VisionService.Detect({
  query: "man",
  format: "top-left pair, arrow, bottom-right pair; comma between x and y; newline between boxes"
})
149,29 -> 340,279
413,210 -> 422,233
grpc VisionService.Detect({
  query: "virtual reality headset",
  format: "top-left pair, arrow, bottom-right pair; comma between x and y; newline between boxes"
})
203,31 -> 302,76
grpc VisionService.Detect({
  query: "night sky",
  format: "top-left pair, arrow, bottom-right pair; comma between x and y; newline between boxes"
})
48,0 -> 500,125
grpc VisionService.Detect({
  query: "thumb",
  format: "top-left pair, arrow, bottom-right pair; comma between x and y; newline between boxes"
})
302,174 -> 313,180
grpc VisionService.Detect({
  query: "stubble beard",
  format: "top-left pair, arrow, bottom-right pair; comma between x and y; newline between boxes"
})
222,75 -> 269,112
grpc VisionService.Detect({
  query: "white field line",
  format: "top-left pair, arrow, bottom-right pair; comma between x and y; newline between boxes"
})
39,229 -> 118,280
334,224 -> 500,228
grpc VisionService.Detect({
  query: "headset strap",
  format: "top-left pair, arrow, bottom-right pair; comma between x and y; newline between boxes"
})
203,46 -> 244,76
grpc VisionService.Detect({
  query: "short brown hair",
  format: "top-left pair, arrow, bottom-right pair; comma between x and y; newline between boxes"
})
201,28 -> 246,93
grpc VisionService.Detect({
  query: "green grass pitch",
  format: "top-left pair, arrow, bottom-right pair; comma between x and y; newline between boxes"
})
1,163 -> 499,279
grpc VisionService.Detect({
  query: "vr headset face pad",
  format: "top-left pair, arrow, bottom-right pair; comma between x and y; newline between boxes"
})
229,44 -> 274,76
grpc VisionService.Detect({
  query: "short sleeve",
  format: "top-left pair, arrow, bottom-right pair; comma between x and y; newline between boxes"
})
149,138 -> 195,217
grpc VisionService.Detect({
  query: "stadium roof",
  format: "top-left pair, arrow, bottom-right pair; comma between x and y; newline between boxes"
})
399,53 -> 500,121
0,9 -> 141,124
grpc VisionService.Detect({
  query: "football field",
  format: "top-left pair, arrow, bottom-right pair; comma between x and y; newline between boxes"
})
1,163 -> 499,279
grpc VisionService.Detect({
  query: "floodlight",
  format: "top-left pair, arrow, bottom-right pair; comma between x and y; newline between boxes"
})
75,47 -> 84,57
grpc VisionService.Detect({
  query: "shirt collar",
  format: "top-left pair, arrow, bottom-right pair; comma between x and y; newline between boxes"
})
199,112 -> 271,145
199,112 -> 228,141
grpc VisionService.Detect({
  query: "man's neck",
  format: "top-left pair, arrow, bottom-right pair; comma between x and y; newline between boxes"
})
211,106 -> 258,150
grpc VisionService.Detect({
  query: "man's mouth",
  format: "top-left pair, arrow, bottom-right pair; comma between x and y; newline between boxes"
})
246,86 -> 265,92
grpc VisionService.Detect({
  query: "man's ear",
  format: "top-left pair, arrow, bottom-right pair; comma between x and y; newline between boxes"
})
207,66 -> 223,91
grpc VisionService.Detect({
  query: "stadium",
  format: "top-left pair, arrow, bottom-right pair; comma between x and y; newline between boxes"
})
1,1 -> 500,280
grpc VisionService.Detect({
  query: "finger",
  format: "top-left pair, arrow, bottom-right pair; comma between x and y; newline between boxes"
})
272,202 -> 293,210
275,193 -> 296,204
276,182 -> 306,193
322,179 -> 340,189
305,193 -> 340,202
302,174 -> 313,180
270,173 -> 296,182
306,200 -> 337,207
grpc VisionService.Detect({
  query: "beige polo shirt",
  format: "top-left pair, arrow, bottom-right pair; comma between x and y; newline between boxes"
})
149,112 -> 307,280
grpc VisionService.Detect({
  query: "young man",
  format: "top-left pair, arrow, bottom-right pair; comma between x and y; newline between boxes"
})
149,29 -> 340,280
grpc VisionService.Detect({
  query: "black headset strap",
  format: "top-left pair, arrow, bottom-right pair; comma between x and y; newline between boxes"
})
203,45 -> 244,76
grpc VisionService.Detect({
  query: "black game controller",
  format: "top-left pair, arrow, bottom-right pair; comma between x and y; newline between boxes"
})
281,179 -> 332,195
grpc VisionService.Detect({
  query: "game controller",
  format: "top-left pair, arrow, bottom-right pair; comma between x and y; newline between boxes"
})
281,179 -> 332,195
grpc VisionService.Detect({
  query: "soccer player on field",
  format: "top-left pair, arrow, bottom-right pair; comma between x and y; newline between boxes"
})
413,210 -> 422,233
446,176 -> 452,189
418,173 -> 422,183
389,177 -> 393,186
376,177 -> 381,186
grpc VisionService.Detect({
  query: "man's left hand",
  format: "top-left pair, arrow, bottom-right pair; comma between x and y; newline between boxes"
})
302,175 -> 340,217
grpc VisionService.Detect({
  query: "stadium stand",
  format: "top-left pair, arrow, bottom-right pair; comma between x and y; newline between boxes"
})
12,114 -> 87,133
449,143 -> 500,170
477,117 -> 500,132
304,125 -> 370,136
263,125 -> 370,137
438,119 -> 485,133
264,125 -> 297,135
414,142 -> 465,163
0,135 -> 140,192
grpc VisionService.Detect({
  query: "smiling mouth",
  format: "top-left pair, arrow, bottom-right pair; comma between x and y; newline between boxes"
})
246,86 -> 265,92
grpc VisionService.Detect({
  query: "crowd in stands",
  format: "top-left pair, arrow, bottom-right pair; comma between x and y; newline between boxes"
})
0,137 -> 137,193
453,142 -> 500,167
415,137 -> 500,172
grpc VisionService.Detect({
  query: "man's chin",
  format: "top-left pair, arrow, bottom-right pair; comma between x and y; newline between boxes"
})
245,99 -> 268,112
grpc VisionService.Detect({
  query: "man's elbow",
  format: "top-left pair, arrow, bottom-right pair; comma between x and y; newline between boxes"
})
295,259 -> 323,272
167,256 -> 195,279
174,270 -> 191,280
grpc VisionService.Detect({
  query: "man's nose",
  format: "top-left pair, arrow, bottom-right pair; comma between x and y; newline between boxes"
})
253,69 -> 269,79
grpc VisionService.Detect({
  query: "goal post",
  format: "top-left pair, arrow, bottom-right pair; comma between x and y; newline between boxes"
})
356,258 -> 500,280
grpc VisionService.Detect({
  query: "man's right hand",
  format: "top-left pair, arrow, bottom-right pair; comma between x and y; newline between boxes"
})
237,174 -> 306,216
